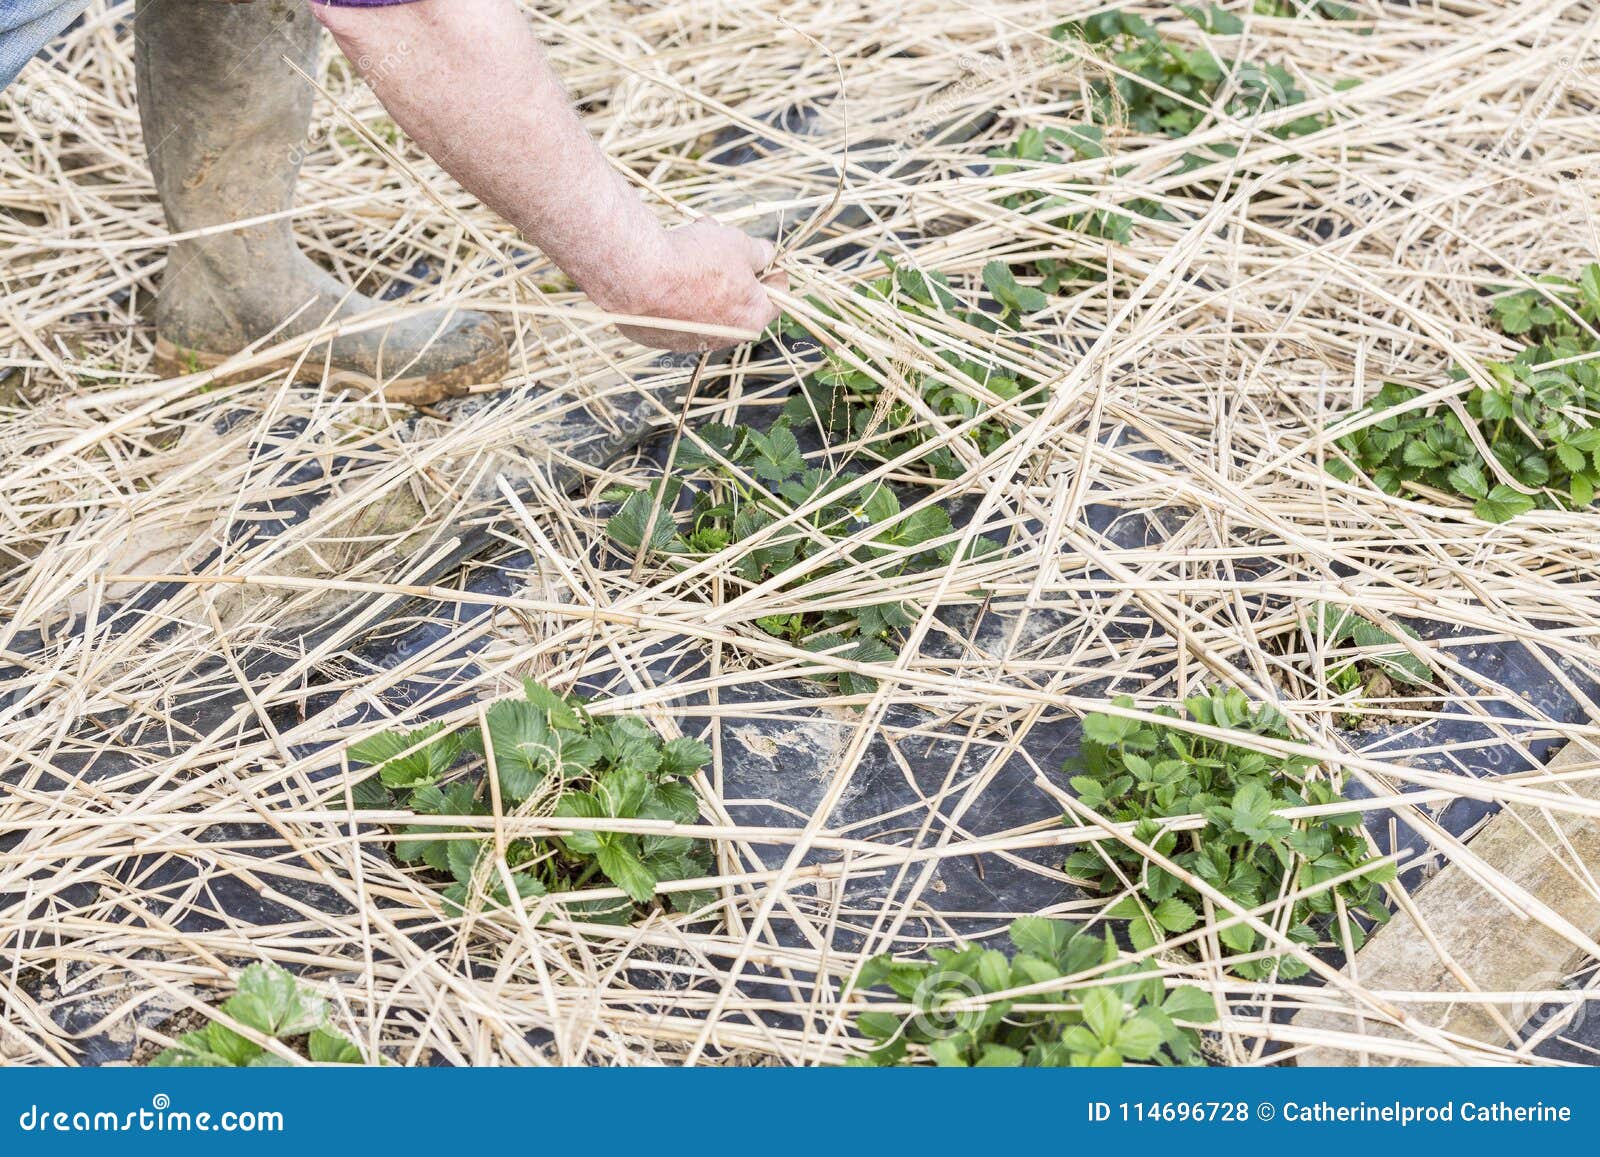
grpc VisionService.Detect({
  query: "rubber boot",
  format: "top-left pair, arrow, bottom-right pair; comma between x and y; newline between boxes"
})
134,0 -> 508,404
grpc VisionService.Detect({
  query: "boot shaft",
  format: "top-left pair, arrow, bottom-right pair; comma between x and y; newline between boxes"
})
134,0 -> 510,398
134,0 -> 320,237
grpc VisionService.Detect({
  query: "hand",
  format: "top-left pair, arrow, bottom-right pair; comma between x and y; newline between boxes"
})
601,219 -> 787,353
317,1 -> 785,355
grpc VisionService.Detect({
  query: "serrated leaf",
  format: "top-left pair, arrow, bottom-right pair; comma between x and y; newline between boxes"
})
927,1037 -> 970,1067
1082,713 -> 1137,745
1162,985 -> 1217,1024
522,679 -> 585,730
856,1011 -> 903,1041
748,423 -> 806,481
860,484 -> 901,526
650,779 -> 702,825
669,888 -> 718,916
555,790 -> 605,854
604,733 -> 664,778
596,764 -> 649,817
659,736 -> 712,777
308,1026 -> 363,1065
595,840 -> 657,903
1474,484 -> 1537,523
149,1031 -> 236,1068
1446,460 -> 1489,500
1401,439 -> 1444,467
226,963 -> 327,1039
349,722 -> 462,791
1218,922 -> 1256,953
1009,915 -> 1076,966
606,481 -> 681,553
484,698 -> 558,800
446,836 -> 482,885
1080,987 -> 1123,1042
676,423 -> 741,469
982,260 -> 1048,315
1111,1014 -> 1164,1060
1153,896 -> 1199,933
199,1024 -> 262,1068
975,1044 -> 1026,1067
348,774 -> 393,811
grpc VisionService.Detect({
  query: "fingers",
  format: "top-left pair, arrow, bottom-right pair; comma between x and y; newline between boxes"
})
617,322 -> 717,354
681,219 -> 773,271
745,235 -> 777,272
613,221 -> 783,352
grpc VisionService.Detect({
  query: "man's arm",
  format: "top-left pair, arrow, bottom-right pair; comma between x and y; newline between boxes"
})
310,0 -> 783,352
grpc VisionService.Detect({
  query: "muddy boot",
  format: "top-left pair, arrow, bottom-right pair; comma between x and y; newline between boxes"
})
134,0 -> 507,404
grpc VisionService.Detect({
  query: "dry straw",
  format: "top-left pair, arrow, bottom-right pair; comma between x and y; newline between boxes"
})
4,0 -> 1600,1066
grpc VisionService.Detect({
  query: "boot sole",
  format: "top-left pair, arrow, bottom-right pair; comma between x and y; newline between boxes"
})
152,338 -> 511,407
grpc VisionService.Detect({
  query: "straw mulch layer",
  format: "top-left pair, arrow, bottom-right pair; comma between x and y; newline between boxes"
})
4,0 -> 1600,1066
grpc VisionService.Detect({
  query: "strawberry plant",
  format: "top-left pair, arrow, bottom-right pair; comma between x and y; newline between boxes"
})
1486,271 -> 1600,341
1297,604 -> 1430,687
1253,0 -> 1359,18
607,413 -> 982,691
989,6 -> 1330,278
845,917 -> 1216,1066
1060,9 -> 1325,142
1290,605 -> 1431,726
1332,266 -> 1600,522
1063,689 -> 1393,980
150,963 -> 363,1067
350,680 -> 714,924
988,121 -> 1134,265
785,257 -> 1048,478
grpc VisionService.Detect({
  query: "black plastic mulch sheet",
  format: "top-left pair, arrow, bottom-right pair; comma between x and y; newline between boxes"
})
7,399 -> 1597,1063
